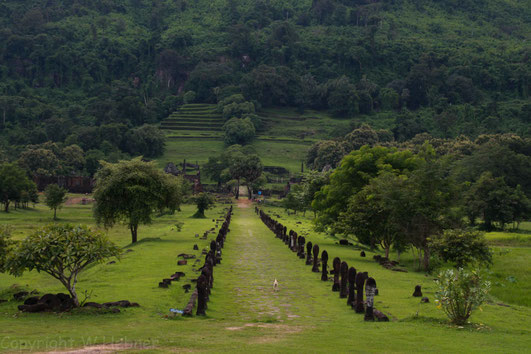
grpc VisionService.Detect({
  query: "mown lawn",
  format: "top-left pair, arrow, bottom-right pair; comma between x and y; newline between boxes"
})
0,198 -> 529,352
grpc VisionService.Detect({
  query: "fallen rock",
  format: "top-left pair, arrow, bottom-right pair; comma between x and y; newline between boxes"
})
413,285 -> 423,297
374,310 -> 389,322
23,296 -> 40,305
83,302 -> 103,309
421,297 -> 430,303
102,300 -> 139,308
178,254 -> 196,259
13,291 -> 29,301
178,260 -> 187,266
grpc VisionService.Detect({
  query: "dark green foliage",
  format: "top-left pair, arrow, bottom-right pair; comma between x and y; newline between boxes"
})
464,172 -> 531,230
0,0 -> 528,164
429,229 -> 492,268
124,125 -> 166,158
223,117 -> 256,145
0,162 -> 37,212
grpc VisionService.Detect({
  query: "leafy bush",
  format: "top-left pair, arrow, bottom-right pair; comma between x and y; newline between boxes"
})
223,117 -> 256,145
435,268 -> 490,325
429,229 -> 492,268
7,224 -> 121,306
183,91 -> 196,104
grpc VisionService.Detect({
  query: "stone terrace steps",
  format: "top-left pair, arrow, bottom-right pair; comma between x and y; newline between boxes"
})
160,104 -> 224,133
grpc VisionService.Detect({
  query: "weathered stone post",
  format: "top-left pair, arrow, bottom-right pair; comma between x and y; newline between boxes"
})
339,261 -> 349,298
196,274 -> 207,316
321,250 -> 329,281
347,267 -> 357,306
354,272 -> 366,313
312,244 -> 320,272
306,241 -> 313,265
364,277 -> 377,321
332,257 -> 341,292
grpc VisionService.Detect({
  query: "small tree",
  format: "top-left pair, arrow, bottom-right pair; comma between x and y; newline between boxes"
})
435,268 -> 490,325
193,193 -> 214,218
429,229 -> 492,268
44,184 -> 68,220
7,224 -> 121,307
93,158 -> 186,243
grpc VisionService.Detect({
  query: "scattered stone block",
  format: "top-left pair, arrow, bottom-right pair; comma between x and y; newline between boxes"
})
413,285 -> 423,297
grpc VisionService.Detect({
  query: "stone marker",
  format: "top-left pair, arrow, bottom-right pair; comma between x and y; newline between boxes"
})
312,244 -> 320,272
321,250 -> 329,281
413,285 -> 423,297
339,261 -> 349,298
332,257 -> 341,292
347,267 -> 357,306
364,277 -> 376,321
354,272 -> 366,313
306,242 -> 313,265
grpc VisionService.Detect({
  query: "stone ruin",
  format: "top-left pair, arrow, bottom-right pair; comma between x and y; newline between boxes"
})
181,206 -> 232,317
347,267 -> 356,307
354,272 -> 366,313
255,208 -> 391,323
312,244 -> 320,273
321,250 -> 329,281
306,241 -> 313,265
340,261 -> 349,298
332,257 -> 341,292
364,277 -> 377,321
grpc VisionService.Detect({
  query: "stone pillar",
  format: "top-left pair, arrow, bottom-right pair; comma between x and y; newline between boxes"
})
312,244 -> 320,272
354,272 -> 366,313
332,257 -> 341,292
196,274 -> 207,316
364,277 -> 377,321
339,261 -> 348,298
347,267 -> 356,307
321,250 -> 328,281
306,241 -> 313,265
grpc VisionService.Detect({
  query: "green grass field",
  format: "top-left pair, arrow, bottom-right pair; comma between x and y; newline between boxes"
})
0,197 -> 529,352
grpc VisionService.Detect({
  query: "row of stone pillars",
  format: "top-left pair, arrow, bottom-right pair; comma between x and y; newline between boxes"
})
183,206 -> 233,316
257,207 -> 389,322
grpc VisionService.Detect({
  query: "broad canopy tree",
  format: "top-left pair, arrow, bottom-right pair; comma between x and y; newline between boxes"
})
93,158 -> 186,243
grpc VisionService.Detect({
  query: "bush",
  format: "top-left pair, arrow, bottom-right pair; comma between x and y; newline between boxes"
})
223,117 -> 256,145
183,91 -> 196,104
429,229 -> 492,268
435,268 -> 490,325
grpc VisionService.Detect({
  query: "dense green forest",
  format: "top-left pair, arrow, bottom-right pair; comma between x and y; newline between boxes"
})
0,0 -> 529,176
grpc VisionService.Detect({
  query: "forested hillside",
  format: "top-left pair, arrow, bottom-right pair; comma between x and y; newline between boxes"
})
0,0 -> 529,176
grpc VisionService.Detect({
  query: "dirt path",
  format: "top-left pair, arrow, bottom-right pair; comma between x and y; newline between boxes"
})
216,199 -> 319,324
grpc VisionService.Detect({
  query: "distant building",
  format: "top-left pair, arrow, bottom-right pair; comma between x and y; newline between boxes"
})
34,176 -> 94,193
164,161 -> 203,193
